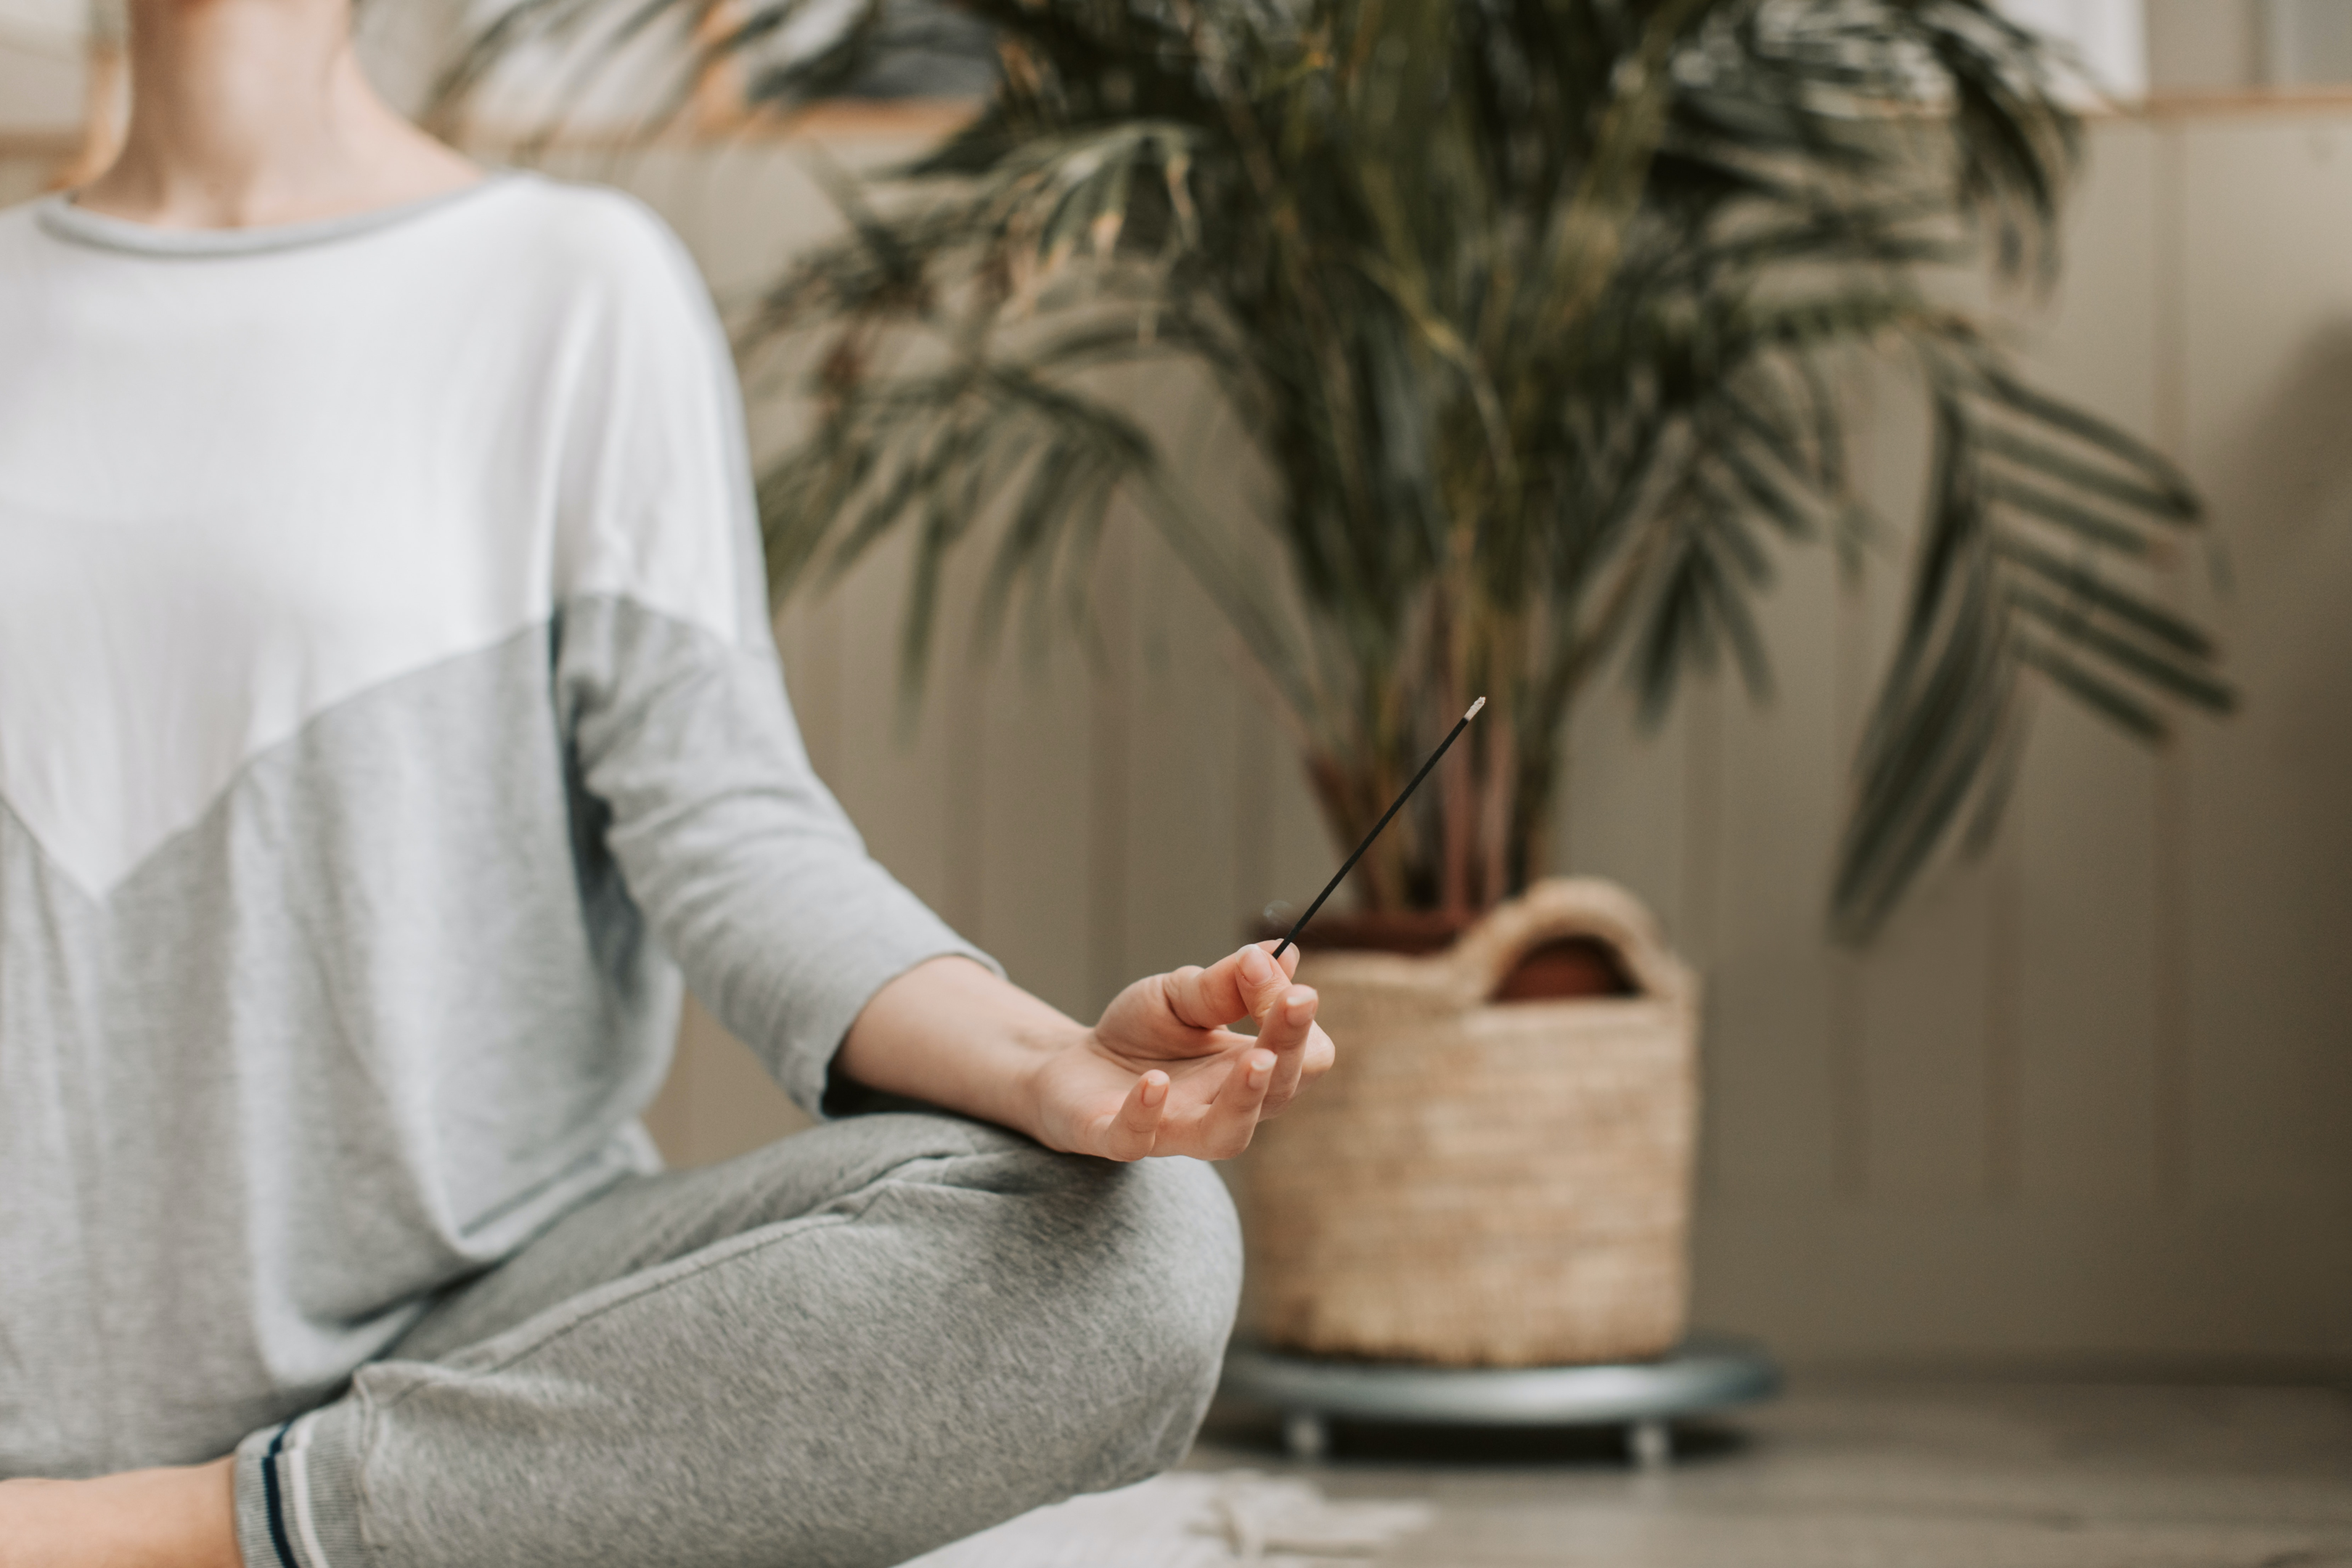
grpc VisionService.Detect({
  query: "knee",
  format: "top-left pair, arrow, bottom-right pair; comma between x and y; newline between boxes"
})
1016,1151 -> 1243,1484
1095,1153 -> 1244,1365
816,1118 -> 1242,1483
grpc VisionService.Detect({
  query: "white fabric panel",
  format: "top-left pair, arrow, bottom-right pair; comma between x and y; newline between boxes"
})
0,174 -> 748,896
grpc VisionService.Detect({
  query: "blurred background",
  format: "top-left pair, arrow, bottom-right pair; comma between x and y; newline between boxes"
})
4,0 -> 2346,1381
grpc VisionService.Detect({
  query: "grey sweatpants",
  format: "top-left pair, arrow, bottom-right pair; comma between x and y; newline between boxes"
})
230,1114 -> 1243,1568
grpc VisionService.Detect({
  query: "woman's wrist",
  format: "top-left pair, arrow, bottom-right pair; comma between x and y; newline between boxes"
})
836,955 -> 1092,1143
1003,1011 -> 1096,1150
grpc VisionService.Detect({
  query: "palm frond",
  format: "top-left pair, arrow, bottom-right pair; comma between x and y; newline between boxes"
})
456,0 -> 2232,935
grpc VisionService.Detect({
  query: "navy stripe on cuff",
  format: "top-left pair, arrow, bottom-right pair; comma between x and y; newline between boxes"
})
261,1423 -> 299,1568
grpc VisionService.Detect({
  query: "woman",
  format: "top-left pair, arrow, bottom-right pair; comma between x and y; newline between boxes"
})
0,3 -> 1334,1564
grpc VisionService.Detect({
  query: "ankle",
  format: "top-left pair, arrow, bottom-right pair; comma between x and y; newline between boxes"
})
153,1459 -> 242,1568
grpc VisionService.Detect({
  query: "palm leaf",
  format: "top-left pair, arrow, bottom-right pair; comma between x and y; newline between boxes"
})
456,0 -> 2233,936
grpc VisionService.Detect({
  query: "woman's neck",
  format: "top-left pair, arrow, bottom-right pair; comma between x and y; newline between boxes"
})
76,0 -> 480,229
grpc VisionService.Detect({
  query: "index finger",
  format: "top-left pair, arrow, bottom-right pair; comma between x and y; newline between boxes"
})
1161,942 -> 1294,1029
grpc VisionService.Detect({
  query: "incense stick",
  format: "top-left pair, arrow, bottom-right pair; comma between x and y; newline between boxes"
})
1271,698 -> 1486,961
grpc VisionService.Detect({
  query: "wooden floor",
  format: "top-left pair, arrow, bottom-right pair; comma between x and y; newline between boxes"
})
1188,1378 -> 2352,1566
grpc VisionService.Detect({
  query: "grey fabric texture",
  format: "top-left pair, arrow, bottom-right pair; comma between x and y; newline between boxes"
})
0,602 -> 987,1477
231,1113 -> 1243,1568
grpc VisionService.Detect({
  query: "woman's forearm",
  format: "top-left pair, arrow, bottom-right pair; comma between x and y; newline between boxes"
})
834,956 -> 1084,1140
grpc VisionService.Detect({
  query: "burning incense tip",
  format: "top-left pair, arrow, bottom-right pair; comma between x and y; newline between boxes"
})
1466,696 -> 1487,719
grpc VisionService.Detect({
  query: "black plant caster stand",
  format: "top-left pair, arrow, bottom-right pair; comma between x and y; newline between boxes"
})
1222,1333 -> 1780,1471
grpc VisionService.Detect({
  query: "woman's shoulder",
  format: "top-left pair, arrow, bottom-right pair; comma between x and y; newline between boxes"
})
476,173 -> 703,302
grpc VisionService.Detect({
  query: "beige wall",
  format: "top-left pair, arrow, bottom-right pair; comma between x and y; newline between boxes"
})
599,113 -> 2352,1376
6,104 -> 2348,1374
2147,0 -> 2266,92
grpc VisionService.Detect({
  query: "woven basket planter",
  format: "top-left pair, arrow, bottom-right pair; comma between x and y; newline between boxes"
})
1240,877 -> 1700,1368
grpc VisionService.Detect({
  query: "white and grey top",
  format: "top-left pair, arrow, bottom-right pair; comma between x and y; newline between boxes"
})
0,173 -> 988,1474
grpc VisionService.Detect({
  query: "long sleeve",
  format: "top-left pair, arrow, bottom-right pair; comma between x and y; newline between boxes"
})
550,195 -> 993,1116
0,173 -> 1011,1474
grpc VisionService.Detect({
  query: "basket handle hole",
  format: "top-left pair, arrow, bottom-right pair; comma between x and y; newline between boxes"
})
1493,936 -> 1641,1003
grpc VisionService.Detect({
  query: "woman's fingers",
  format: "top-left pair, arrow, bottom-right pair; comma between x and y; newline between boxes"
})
1256,984 -> 1320,1111
1264,1021 -> 1335,1119
1107,942 -> 1326,1158
1098,1069 -> 1169,1161
1199,1048 -> 1277,1158
1164,944 -> 1291,1030
1156,964 -> 1216,1029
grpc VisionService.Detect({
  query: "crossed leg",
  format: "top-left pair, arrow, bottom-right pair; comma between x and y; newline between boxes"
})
223,1113 -> 1240,1568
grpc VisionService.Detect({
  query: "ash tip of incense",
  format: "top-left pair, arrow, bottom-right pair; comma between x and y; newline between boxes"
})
1466,696 -> 1487,720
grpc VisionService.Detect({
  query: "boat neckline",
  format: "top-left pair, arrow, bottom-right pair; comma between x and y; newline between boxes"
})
34,171 -> 522,258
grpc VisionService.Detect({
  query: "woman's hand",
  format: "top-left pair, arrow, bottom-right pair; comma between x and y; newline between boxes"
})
1029,942 -> 1337,1161
836,944 -> 1336,1163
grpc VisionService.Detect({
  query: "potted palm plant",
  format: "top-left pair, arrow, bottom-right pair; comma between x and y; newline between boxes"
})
458,0 -> 2231,1365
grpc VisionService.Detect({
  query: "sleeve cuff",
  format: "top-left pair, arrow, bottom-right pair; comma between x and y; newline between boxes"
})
767,920 -> 1003,1119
